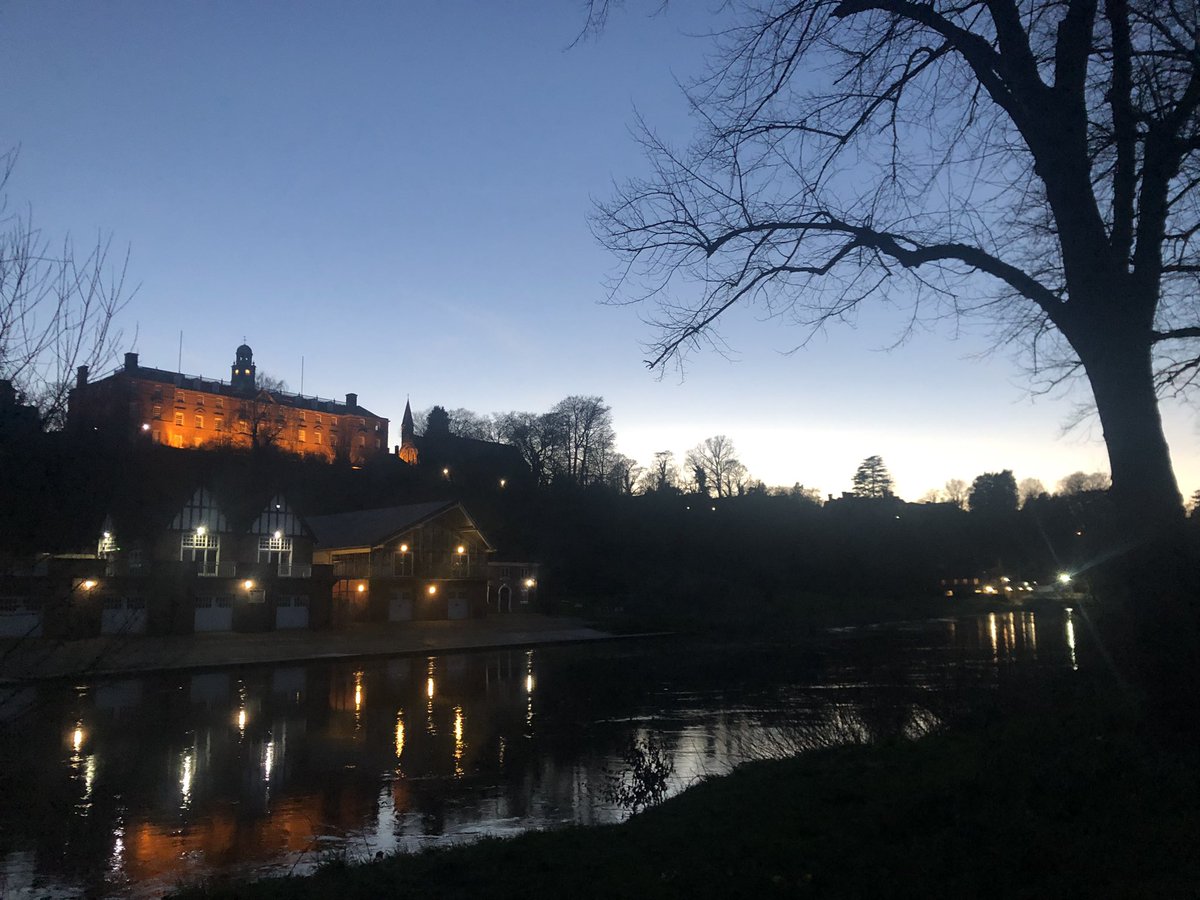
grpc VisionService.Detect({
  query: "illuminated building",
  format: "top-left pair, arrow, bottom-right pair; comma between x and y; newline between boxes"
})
68,345 -> 388,464
308,501 -> 493,624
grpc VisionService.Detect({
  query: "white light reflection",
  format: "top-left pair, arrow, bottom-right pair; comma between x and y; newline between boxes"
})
1065,609 -> 1079,671
453,706 -> 465,778
264,741 -> 275,781
237,708 -> 247,734
394,711 -> 405,761
988,612 -> 998,658
180,751 -> 195,809
109,821 -> 125,877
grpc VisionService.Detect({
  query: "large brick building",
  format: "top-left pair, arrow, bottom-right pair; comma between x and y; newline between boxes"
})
68,344 -> 388,463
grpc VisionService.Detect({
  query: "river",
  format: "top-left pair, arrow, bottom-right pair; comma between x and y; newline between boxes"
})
0,608 -> 1088,897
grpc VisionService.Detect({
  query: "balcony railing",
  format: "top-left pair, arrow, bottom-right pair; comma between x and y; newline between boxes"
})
277,564 -> 312,578
197,561 -> 236,578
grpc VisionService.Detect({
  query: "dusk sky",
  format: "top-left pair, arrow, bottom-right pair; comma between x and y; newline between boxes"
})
2,2 -> 1194,498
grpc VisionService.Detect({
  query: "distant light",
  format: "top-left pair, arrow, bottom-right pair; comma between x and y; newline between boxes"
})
711,506 -> 716,511
243,579 -> 254,590
72,726 -> 84,752
895,515 -> 901,519
195,525 -> 207,536
442,467 -> 450,477
1076,530 -> 1084,536
427,584 -> 437,596
357,583 -> 366,593
499,478 -> 507,488
399,543 -> 409,553
456,545 -> 466,555
140,423 -> 150,432
1057,572 -> 1072,584
273,530 -> 282,539
524,578 -> 535,589
102,532 -> 111,540
82,579 -> 97,590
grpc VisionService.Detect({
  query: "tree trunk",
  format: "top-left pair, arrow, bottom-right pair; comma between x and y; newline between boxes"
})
1078,334 -> 1183,536
1078,330 -> 1200,732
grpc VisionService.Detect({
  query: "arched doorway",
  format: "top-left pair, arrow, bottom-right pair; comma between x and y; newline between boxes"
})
497,584 -> 512,613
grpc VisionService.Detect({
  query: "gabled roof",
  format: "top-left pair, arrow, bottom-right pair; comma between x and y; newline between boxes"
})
169,487 -> 229,533
307,501 -> 491,550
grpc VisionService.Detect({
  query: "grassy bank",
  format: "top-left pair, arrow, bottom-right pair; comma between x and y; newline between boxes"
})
172,687 -> 1199,899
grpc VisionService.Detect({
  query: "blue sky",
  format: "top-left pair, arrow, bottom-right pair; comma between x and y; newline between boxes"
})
2,2 -> 1194,498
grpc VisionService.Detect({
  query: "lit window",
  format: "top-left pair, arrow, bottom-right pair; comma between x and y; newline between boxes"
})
193,435 -> 202,447
171,434 -> 183,448
214,415 -> 224,431
152,428 -> 161,443
315,431 -> 323,445
195,415 -> 203,429
196,395 -> 204,406
174,412 -> 184,427
152,404 -> 162,419
178,392 -> 187,405
358,435 -> 365,447
331,417 -> 338,426
215,397 -> 223,409
315,415 -> 322,425
298,428 -> 307,443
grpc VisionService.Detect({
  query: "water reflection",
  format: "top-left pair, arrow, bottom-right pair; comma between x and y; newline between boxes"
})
0,611 -> 1086,898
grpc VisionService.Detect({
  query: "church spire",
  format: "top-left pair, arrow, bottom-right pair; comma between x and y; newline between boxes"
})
398,399 -> 418,464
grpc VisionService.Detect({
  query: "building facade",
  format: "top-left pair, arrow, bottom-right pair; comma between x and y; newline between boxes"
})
68,345 -> 388,464
308,501 -> 494,625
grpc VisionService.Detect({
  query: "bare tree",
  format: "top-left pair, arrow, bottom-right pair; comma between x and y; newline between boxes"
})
1057,471 -> 1112,494
639,449 -> 681,493
238,373 -> 288,451
496,410 -> 564,486
551,395 -> 616,486
594,0 -> 1200,535
1018,477 -> 1048,507
0,150 -> 130,427
944,479 -> 969,510
686,434 -> 747,498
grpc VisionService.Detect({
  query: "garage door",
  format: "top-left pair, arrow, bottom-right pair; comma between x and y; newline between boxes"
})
389,590 -> 413,622
194,595 -> 233,632
0,599 -> 41,638
275,595 -> 309,630
101,597 -> 147,635
447,591 -> 470,620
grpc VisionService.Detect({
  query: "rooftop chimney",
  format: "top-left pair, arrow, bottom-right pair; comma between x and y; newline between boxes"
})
76,365 -> 89,389
124,352 -> 139,372
345,392 -> 358,409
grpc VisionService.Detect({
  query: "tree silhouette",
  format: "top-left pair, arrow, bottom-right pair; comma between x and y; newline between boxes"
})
687,435 -> 748,498
852,455 -> 894,499
1,150 -> 130,427
968,471 -> 1018,515
595,0 -> 1200,535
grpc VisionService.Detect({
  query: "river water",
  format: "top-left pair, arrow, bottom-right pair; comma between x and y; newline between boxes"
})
0,609 -> 1089,897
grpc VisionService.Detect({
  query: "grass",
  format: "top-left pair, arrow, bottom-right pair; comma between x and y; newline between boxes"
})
170,686 -> 1200,900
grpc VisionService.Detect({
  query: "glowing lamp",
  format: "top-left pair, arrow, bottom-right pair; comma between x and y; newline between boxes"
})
243,579 -> 254,590
1057,572 -> 1072,585
456,545 -> 465,555
442,467 -> 450,477
195,525 -> 207,537
273,530 -> 282,539
399,543 -> 409,553
357,584 -> 366,593
427,584 -> 437,596
524,578 -> 535,589
102,532 -> 111,540
82,579 -> 97,590
499,479 -> 507,488
140,423 -> 150,432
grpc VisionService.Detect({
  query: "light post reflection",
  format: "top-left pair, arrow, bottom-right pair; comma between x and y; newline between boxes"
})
1065,608 -> 1079,671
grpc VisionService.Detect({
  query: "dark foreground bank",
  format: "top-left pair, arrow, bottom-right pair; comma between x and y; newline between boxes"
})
171,686 -> 1199,900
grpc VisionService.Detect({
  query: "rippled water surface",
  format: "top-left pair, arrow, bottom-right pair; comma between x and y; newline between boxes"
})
0,609 -> 1088,897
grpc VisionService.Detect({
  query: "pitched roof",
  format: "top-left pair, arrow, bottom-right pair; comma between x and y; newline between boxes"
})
306,500 -> 471,550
